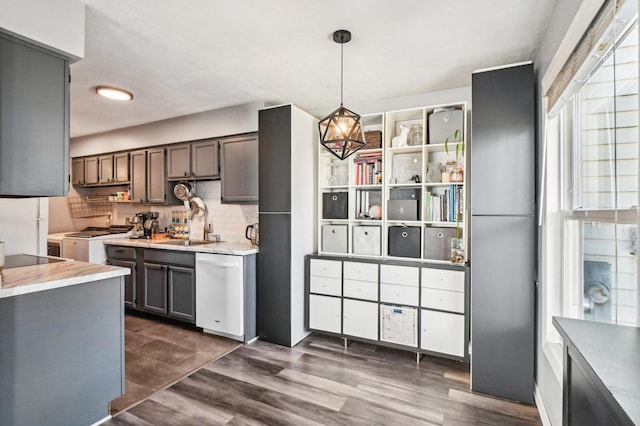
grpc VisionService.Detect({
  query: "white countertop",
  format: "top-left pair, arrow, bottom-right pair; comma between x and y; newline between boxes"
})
0,260 -> 130,299
103,238 -> 259,255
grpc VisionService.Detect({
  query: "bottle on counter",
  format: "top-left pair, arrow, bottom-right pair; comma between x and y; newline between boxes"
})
183,214 -> 190,240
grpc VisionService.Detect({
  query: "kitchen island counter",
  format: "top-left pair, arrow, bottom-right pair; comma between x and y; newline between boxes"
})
1,259 -> 126,426
0,259 -> 129,299
104,238 -> 258,255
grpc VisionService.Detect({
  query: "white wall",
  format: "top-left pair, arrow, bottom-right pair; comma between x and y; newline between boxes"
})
70,102 -> 265,157
309,85 -> 471,118
0,0 -> 85,60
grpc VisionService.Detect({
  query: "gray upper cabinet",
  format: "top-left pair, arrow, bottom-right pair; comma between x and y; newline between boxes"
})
130,150 -> 147,203
0,33 -> 69,196
220,135 -> 258,204
72,152 -> 129,186
167,144 -> 191,180
147,147 -> 167,203
113,152 -> 130,183
258,106 -> 291,212
98,155 -> 113,184
130,148 -> 179,205
84,156 -> 99,186
167,139 -> 219,181
71,158 -> 85,186
471,64 -> 535,216
192,139 -> 219,179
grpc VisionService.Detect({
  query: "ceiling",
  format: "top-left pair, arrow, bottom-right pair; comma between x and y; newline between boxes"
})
71,0 -> 557,138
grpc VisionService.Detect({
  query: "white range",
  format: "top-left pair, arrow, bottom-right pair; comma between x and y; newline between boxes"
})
56,226 -> 132,264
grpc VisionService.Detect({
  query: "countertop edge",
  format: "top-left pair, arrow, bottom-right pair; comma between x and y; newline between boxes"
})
553,316 -> 639,425
103,239 -> 259,255
0,263 -> 129,299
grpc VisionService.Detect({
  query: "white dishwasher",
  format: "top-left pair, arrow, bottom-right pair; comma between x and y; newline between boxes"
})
195,253 -> 244,341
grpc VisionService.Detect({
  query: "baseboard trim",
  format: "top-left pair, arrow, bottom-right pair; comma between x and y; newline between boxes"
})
90,414 -> 112,426
534,383 -> 553,426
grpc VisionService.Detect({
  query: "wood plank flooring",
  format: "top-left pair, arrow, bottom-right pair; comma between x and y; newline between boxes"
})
107,334 -> 541,425
110,313 -> 241,415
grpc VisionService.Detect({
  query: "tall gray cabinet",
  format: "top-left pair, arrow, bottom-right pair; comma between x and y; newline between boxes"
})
257,104 -> 317,347
470,63 -> 535,404
0,32 -> 69,196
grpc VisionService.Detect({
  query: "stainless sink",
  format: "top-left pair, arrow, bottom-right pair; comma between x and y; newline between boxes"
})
157,240 -> 221,246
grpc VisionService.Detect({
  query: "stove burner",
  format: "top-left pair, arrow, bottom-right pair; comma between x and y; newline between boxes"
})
4,254 -> 65,269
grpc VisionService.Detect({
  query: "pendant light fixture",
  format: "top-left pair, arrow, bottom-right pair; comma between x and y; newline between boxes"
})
318,30 -> 366,160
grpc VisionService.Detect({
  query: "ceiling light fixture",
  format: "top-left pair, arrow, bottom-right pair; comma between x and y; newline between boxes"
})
95,86 -> 134,101
318,29 -> 365,161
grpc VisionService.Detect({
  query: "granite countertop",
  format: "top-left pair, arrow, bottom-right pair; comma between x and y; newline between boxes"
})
0,260 -> 130,299
553,317 -> 640,425
103,238 -> 259,255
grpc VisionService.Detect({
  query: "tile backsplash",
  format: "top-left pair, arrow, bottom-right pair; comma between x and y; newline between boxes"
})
111,180 -> 258,242
47,180 -> 258,242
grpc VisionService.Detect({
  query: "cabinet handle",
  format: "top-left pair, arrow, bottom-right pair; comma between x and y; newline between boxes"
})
184,171 -> 188,177
115,249 -> 124,253
192,172 -> 197,177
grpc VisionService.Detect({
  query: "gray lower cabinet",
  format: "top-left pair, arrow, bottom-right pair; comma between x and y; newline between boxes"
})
142,249 -> 196,323
167,265 -> 196,321
107,245 -> 195,323
106,245 -> 138,308
109,259 -> 137,308
0,32 -> 70,196
143,262 -> 168,314
221,135 -> 258,203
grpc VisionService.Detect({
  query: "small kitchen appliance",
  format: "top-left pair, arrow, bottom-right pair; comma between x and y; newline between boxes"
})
245,223 -> 259,246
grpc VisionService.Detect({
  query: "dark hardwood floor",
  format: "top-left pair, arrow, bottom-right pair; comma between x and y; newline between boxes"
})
107,334 -> 541,425
110,314 -> 241,415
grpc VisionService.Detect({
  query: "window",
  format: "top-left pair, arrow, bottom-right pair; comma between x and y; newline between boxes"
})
545,19 -> 639,338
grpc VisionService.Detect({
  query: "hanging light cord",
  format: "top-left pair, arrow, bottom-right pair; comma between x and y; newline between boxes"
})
340,39 -> 344,107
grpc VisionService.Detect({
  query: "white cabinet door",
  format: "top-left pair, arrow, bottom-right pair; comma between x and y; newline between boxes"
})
309,294 -> 341,333
195,253 -> 244,338
420,309 -> 465,357
343,299 -> 378,340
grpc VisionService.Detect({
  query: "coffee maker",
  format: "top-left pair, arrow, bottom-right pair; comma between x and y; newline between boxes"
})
132,211 -> 159,239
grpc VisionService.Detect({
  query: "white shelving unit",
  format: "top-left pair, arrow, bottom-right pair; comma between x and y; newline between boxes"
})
317,103 -> 467,264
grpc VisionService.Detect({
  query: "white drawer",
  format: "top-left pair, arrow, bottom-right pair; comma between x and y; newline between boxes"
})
421,288 -> 464,313
310,276 -> 342,296
343,279 -> 378,301
310,259 -> 342,279
343,261 -> 378,283
380,283 -> 418,306
421,268 -> 465,292
380,265 -> 419,287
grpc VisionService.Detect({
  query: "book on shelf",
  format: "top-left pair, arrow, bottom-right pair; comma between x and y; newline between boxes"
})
355,157 -> 383,186
426,185 -> 463,223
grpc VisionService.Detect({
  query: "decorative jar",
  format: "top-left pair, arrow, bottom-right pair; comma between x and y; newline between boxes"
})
451,237 -> 464,263
407,124 -> 423,146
